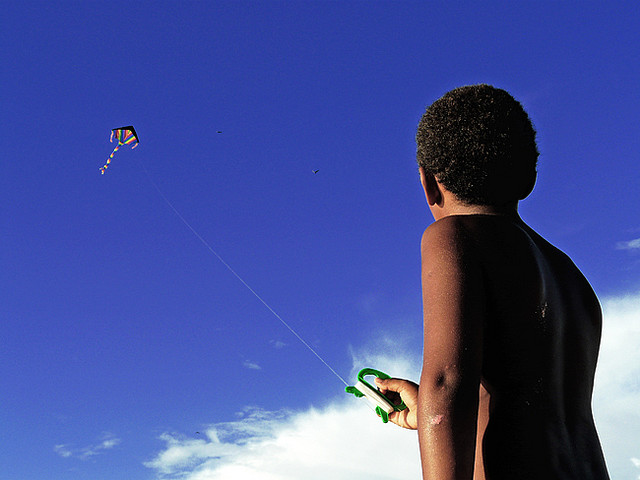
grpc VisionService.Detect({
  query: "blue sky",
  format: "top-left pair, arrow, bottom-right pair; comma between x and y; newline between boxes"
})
1,2 -> 639,479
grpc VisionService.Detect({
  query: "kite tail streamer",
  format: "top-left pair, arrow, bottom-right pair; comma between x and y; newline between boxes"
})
100,144 -> 121,174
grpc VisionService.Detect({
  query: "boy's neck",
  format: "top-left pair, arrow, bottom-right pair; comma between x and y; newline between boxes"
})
430,198 -> 520,220
420,168 -> 522,222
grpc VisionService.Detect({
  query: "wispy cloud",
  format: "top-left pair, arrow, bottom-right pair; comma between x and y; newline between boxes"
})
53,445 -> 74,458
616,238 -> 640,250
54,433 -> 121,460
270,340 -> 287,349
348,333 -> 421,381
242,359 -> 262,370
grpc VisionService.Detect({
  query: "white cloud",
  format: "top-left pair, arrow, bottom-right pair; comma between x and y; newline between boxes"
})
632,457 -> 640,480
54,432 -> 121,460
593,291 -> 640,480
145,400 -> 420,480
146,341 -> 422,480
144,291 -> 640,480
616,238 -> 640,250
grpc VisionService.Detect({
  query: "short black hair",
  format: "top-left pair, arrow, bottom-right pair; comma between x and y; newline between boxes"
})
416,84 -> 539,206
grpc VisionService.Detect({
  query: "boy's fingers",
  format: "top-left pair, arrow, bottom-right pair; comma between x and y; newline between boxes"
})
374,377 -> 388,392
375,377 -> 410,394
375,378 -> 419,406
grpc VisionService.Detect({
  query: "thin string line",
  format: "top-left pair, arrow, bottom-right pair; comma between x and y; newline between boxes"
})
138,161 -> 349,387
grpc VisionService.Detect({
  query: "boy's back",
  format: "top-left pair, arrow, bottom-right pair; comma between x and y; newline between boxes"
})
434,214 -> 609,479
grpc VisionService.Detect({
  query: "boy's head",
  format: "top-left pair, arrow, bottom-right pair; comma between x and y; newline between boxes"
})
416,84 -> 539,206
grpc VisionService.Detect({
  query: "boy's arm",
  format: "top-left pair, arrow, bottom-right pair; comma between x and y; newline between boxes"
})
418,220 -> 485,480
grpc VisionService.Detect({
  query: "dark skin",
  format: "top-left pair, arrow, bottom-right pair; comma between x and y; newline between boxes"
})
375,169 -> 609,480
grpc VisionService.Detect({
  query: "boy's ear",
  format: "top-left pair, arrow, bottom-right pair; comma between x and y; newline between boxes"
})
420,167 -> 443,207
518,171 -> 538,200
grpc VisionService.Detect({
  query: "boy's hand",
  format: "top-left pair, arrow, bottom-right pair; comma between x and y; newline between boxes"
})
374,377 -> 419,430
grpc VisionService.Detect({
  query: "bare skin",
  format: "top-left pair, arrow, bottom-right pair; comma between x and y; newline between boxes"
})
375,169 -> 609,480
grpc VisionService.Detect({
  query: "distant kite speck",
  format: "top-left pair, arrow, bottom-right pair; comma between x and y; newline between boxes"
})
313,169 -> 319,174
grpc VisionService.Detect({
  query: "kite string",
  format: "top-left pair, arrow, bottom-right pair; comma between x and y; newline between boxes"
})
138,160 -> 349,387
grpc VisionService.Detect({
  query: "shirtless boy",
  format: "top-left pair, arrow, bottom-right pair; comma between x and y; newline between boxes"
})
375,85 -> 610,480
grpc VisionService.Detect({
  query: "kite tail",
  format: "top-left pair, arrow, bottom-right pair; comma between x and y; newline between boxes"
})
100,144 -> 121,174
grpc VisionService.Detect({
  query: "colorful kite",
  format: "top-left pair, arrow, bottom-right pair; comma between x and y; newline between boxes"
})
100,126 -> 139,174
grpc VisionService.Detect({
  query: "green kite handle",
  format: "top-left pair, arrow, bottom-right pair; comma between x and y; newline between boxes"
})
345,368 -> 407,423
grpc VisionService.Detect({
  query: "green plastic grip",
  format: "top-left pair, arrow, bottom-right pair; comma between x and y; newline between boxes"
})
346,368 -> 407,423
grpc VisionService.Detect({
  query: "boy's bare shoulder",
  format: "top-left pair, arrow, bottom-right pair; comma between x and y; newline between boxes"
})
421,214 -> 500,258
422,217 -> 464,265
420,216 -> 492,285
422,215 -> 470,245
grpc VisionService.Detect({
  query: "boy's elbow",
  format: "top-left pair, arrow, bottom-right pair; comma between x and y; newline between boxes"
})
423,364 -> 462,391
420,365 -> 479,406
